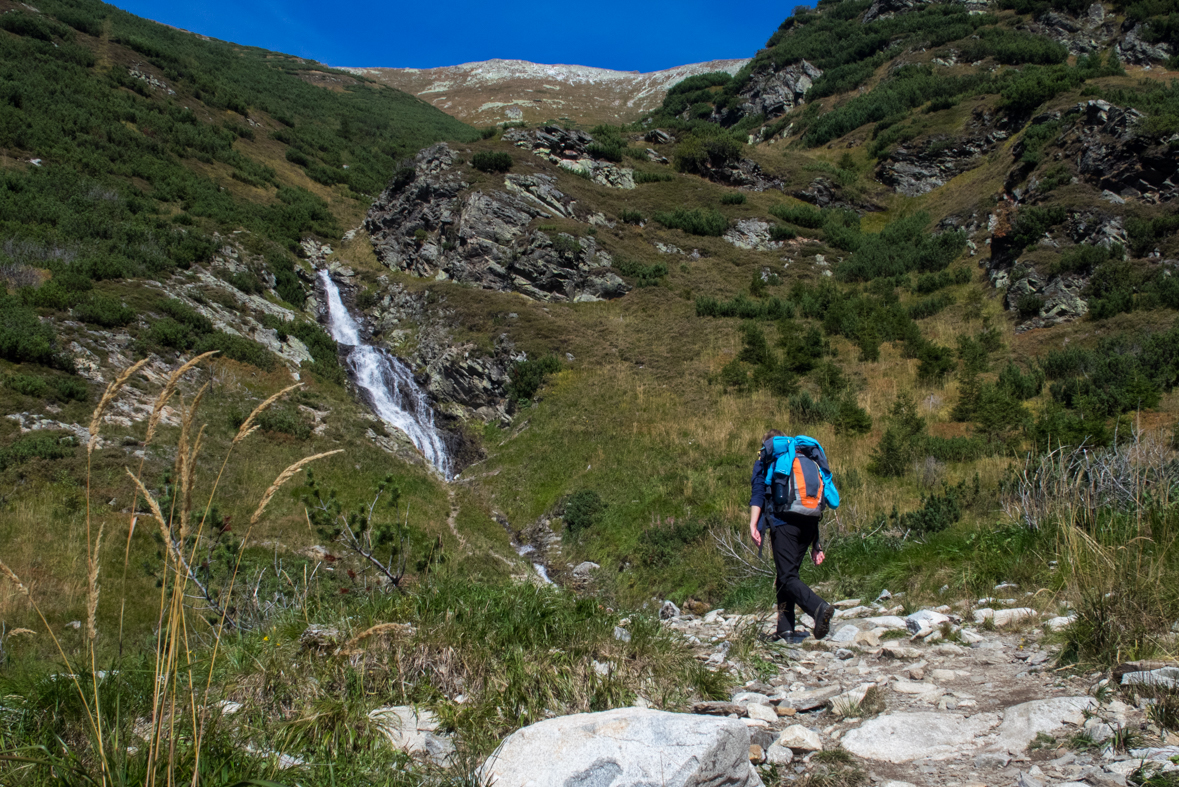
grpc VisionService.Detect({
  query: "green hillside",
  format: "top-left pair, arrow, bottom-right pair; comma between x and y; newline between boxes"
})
2,0 -> 1179,784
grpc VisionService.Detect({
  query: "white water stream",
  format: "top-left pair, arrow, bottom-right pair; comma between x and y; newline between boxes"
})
318,270 -> 451,478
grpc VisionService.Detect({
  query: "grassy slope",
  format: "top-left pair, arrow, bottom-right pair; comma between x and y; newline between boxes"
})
0,0 -> 500,649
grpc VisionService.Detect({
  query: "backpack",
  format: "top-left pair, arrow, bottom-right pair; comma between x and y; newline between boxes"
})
760,435 -> 840,519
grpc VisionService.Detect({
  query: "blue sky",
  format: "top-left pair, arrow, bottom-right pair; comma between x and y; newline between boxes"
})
108,2 -> 797,72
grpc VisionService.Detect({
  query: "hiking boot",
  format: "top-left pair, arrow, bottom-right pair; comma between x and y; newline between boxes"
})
813,602 -> 835,640
759,630 -> 811,645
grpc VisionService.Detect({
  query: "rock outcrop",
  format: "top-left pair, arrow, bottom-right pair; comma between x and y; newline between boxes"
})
1034,4 -> 1116,56
1117,22 -> 1173,65
365,144 -> 629,303
1065,100 -> 1178,204
503,126 -> 636,189
477,708 -> 764,787
736,61 -> 822,120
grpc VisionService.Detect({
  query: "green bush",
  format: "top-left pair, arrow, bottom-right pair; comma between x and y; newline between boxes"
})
997,361 -> 1045,400
472,151 -> 513,173
832,395 -> 873,435
193,332 -> 276,371
958,28 -> 1068,65
0,433 -> 75,471
508,355 -> 562,402
72,294 -> 136,327
673,135 -> 743,175
720,192 -> 747,205
908,294 -> 952,320
769,203 -> 823,229
916,343 -> 955,383
634,517 -> 708,567
287,321 -> 344,386
838,213 -> 966,282
614,259 -> 667,288
770,224 -> 797,241
652,208 -> 728,236
871,392 -> 926,477
1016,294 -> 1044,319
4,372 -> 88,402
788,391 -> 837,425
620,209 -> 644,225
561,490 -> 605,538
634,171 -> 674,184
0,295 -> 72,370
914,267 -> 972,293
256,406 -> 311,440
695,294 -> 795,320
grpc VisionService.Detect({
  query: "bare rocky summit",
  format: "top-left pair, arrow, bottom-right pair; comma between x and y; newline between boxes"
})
343,58 -> 749,126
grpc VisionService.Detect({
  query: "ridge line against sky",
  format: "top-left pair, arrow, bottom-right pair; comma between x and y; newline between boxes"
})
108,1 -> 802,74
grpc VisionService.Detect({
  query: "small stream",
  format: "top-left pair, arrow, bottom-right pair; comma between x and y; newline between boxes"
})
318,270 -> 452,478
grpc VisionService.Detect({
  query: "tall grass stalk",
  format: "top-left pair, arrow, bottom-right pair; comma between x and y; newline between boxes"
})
1005,429 -> 1179,665
0,358 -> 338,785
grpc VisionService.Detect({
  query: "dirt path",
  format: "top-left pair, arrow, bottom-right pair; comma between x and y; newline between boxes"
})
663,598 -> 1179,786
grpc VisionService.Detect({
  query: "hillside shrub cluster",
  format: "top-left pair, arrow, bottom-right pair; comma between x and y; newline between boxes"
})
718,321 -> 873,435
508,355 -> 562,403
3,371 -> 88,402
652,208 -> 729,236
472,151 -> 513,173
0,0 -> 476,317
0,295 -> 73,370
143,299 -> 276,370
613,259 -> 668,288
0,432 -> 76,472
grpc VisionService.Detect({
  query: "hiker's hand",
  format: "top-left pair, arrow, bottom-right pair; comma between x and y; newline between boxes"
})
812,548 -> 825,566
750,520 -> 762,547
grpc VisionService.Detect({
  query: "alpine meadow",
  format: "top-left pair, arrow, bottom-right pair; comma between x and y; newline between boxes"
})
2,0 -> 1179,785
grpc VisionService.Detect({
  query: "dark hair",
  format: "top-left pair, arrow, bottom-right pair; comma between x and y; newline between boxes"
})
762,429 -> 785,443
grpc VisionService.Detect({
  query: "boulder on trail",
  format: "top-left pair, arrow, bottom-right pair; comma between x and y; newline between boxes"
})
476,707 -> 764,787
842,711 -> 1002,763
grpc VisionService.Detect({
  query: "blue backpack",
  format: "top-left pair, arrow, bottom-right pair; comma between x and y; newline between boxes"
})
760,435 -> 839,520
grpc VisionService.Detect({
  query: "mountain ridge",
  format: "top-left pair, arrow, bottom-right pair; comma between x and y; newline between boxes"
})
345,57 -> 750,126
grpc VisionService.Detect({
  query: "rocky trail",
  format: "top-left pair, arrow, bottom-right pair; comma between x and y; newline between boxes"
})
650,593 -> 1179,787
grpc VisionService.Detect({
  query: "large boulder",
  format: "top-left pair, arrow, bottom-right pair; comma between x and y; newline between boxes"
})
842,711 -> 1002,762
477,708 -> 764,787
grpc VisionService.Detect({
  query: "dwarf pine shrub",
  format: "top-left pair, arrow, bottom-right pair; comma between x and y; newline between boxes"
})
472,150 -> 514,173
653,207 -> 729,236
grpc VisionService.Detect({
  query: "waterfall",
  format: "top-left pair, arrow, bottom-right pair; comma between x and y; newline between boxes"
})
318,270 -> 451,478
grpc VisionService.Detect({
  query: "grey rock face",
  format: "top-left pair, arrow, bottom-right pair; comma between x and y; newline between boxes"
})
504,126 -> 637,189
477,708 -> 764,787
878,135 -> 1001,196
863,0 -> 932,24
365,144 -> 629,304
724,219 -> 784,251
1064,101 -> 1178,204
1003,270 -> 1089,330
1117,23 -> 1173,65
737,61 -> 822,120
1034,7 -> 1116,56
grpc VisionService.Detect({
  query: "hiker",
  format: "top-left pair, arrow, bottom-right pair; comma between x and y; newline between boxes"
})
748,430 -> 839,643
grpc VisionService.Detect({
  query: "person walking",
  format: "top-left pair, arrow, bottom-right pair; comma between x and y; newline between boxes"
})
748,430 -> 835,643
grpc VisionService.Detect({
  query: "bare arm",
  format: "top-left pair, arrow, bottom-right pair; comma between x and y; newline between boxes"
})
749,505 -> 762,546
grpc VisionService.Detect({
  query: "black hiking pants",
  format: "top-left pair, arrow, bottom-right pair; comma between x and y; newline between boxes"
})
769,516 -> 825,635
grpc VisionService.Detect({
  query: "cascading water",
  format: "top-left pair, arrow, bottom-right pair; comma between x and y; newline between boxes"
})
318,270 -> 451,478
